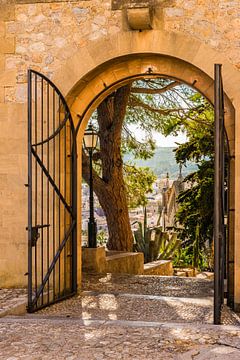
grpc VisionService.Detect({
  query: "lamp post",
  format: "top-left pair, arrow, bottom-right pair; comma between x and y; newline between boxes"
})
83,124 -> 99,248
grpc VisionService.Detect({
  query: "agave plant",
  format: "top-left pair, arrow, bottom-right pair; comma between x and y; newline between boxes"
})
132,207 -> 180,263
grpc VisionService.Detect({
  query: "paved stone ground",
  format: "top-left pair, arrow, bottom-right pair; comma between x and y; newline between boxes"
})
0,288 -> 27,317
0,274 -> 240,359
0,317 -> 240,359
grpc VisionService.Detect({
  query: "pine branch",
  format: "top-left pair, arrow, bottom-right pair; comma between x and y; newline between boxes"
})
131,81 -> 179,94
129,95 -> 201,115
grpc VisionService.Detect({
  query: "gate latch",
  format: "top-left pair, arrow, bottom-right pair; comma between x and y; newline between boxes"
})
26,224 -> 50,247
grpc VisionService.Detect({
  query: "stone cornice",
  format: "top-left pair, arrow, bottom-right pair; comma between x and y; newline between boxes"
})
112,0 -> 170,10
112,1 -> 153,10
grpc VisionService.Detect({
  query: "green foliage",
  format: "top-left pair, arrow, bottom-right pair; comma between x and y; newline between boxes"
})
97,230 -> 108,246
173,244 -> 213,271
133,208 -> 180,263
158,232 -> 181,261
124,164 -> 157,208
172,103 -> 215,269
176,159 -> 214,247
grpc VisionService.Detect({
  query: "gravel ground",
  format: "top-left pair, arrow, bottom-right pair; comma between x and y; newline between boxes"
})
36,292 -> 214,324
81,273 -> 214,298
36,273 -> 239,326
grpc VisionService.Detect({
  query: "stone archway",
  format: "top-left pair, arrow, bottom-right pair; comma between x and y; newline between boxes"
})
51,29 -> 239,309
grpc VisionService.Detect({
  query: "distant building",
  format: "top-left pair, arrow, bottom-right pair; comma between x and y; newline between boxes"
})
161,170 -> 185,230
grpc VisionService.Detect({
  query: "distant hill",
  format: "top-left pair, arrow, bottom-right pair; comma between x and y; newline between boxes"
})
124,147 -> 197,179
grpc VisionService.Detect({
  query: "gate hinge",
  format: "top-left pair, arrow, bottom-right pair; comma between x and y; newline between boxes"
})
26,224 -> 50,247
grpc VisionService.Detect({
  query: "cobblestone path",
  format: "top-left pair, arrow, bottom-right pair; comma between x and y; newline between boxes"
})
1,316 -> 240,359
0,274 -> 240,359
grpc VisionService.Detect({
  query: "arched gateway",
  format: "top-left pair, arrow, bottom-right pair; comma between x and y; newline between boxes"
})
27,28 -> 239,325
1,1 -> 240,339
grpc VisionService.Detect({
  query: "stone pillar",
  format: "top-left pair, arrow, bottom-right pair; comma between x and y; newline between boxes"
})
82,247 -> 106,273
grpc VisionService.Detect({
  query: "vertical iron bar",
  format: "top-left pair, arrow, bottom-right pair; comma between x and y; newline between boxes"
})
34,73 -> 38,302
64,114 -> 67,294
41,78 -> 44,306
69,123 -> 73,290
27,70 -> 33,310
214,64 -> 221,325
214,64 -> 224,325
47,82 -> 50,302
52,90 -> 56,300
71,135 -> 77,292
220,74 -> 225,306
58,97 -> 61,297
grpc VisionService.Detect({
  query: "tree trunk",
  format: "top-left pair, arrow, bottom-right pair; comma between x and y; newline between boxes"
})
82,85 -> 134,251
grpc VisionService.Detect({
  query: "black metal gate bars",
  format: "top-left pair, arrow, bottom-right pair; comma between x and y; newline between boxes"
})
27,70 -> 77,312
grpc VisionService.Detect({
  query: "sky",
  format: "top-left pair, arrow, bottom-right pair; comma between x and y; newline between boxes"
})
129,125 -> 188,147
152,131 -> 187,147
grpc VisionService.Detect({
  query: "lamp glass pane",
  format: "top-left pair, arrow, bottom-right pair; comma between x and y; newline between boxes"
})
92,134 -> 98,149
84,133 -> 93,149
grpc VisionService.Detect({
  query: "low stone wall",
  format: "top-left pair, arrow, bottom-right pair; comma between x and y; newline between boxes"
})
82,247 -> 174,276
174,268 -> 196,277
144,260 -> 173,276
82,247 -> 144,275
106,251 -> 144,275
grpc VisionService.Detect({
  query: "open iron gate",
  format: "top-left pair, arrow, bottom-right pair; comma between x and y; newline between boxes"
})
27,70 -> 77,312
214,64 -> 226,325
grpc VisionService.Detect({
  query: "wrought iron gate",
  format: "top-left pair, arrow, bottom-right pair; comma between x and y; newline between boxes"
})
27,70 -> 77,312
214,64 -> 226,325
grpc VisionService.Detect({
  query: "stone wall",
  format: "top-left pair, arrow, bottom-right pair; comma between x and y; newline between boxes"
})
0,0 -> 239,305
1,1 -> 240,107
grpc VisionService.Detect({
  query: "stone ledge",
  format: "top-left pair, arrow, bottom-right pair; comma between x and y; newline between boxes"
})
112,0 -> 154,10
106,251 -> 144,275
144,259 -> 173,276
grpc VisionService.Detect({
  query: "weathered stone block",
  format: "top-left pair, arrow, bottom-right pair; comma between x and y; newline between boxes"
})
0,87 -> 4,102
82,246 -> 106,273
144,260 -> 173,276
0,22 -> 5,36
0,55 -> 4,72
0,70 -> 16,87
0,5 -> 15,21
0,37 -> 15,54
106,251 -> 144,275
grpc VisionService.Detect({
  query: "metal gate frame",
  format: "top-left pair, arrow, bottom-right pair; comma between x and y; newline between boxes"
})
27,70 -> 77,312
